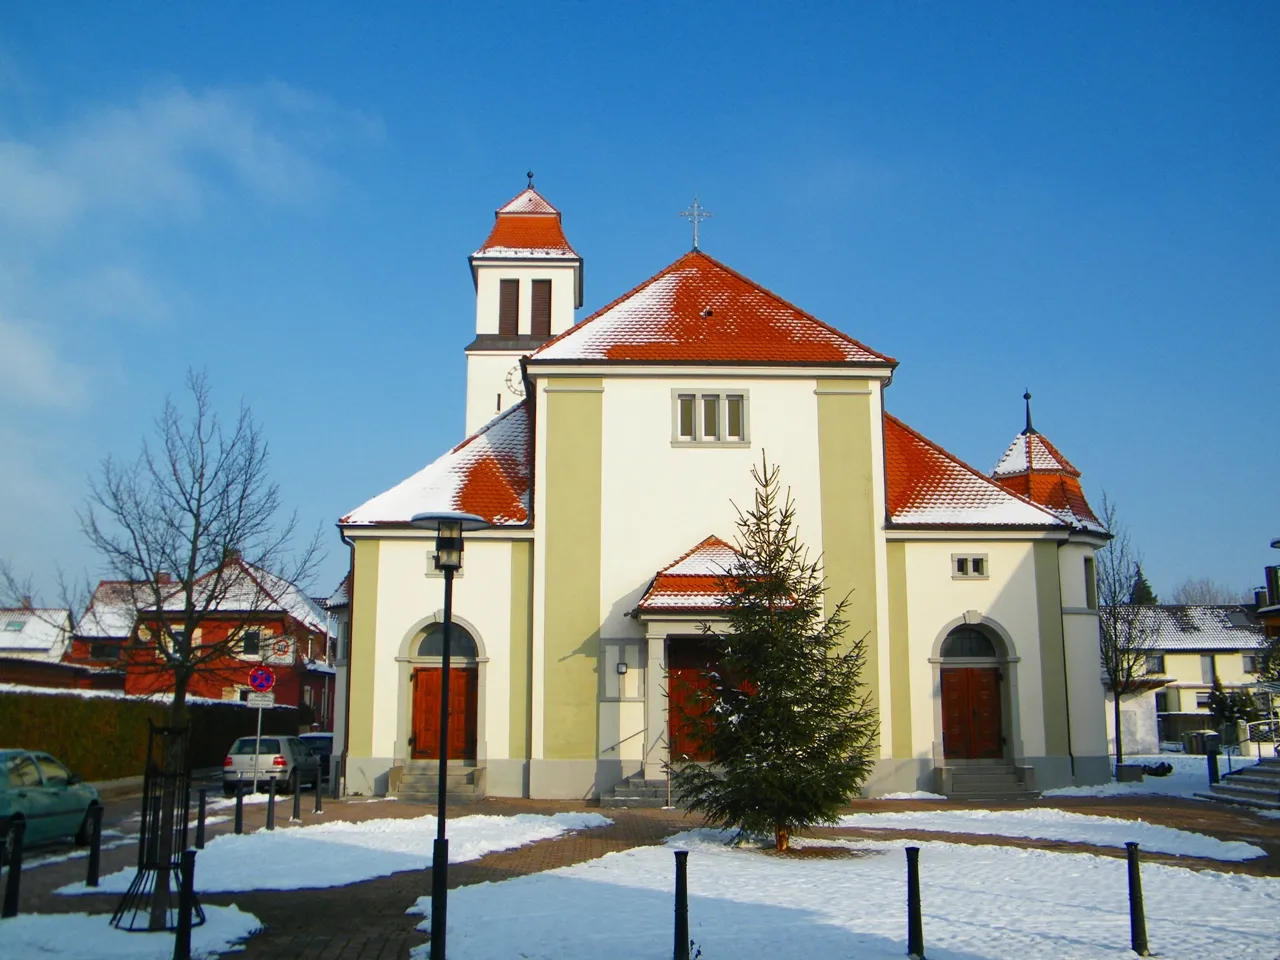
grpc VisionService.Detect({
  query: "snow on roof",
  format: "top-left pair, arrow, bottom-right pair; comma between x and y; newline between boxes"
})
884,415 -> 1066,528
0,608 -> 71,653
993,432 -> 1080,478
76,581 -> 141,639
341,401 -> 530,527
1121,605 -> 1268,652
497,188 -> 559,215
325,573 -> 351,610
637,536 -> 740,614
472,188 -> 578,259
990,430 -> 1102,532
149,561 -> 327,634
530,251 -> 895,365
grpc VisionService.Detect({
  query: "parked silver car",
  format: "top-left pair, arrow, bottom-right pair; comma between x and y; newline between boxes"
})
222,736 -> 320,796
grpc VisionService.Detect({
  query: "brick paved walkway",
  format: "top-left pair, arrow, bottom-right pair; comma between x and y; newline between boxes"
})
9,793 -> 1280,958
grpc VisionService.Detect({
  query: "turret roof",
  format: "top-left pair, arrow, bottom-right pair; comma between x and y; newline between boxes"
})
472,188 -> 578,259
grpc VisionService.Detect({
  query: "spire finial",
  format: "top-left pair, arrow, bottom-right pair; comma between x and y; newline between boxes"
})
679,195 -> 712,251
526,170 -> 535,189
1023,390 -> 1036,435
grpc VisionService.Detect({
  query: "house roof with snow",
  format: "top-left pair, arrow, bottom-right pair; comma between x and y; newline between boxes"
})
341,401 -> 530,527
883,415 -> 1067,528
637,536 -> 740,614
529,250 -> 896,366
470,188 -> 579,260
75,581 -> 141,640
146,560 -> 327,635
1126,605 -> 1268,652
325,573 -> 351,611
0,608 -> 72,654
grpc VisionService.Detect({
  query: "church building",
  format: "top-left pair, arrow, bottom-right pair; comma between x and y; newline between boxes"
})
336,184 -> 1111,801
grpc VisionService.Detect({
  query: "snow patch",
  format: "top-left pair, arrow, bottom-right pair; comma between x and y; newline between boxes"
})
0,904 -> 261,959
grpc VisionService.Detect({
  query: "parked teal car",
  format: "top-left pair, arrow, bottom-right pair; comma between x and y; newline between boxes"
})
0,749 -> 100,855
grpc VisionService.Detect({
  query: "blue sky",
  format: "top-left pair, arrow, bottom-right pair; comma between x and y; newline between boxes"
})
1,3 -> 1277,602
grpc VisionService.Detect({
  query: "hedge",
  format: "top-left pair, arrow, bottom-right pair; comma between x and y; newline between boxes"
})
0,691 -> 300,782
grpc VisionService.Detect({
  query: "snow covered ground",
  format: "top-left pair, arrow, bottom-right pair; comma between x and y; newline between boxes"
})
410,831 -> 1280,959
0,905 -> 261,960
836,807 -> 1265,860
58,811 -> 611,895
1042,752 -> 1226,799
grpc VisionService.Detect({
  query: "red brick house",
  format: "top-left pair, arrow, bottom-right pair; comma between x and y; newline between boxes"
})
65,562 -> 337,728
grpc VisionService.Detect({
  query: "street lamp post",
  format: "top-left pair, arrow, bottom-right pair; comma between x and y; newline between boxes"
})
409,511 -> 487,960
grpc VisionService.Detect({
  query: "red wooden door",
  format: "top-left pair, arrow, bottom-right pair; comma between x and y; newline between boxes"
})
941,668 -> 1003,759
411,667 -> 477,760
667,639 -> 718,761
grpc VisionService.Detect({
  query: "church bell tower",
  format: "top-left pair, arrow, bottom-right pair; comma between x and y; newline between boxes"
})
464,177 -> 583,435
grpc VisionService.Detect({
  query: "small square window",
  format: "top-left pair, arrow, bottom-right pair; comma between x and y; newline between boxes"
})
242,630 -> 262,658
1144,654 -> 1165,674
671,390 -> 750,445
1243,654 -> 1260,674
4,620 -> 23,631
951,554 -> 989,579
1195,691 -> 1212,709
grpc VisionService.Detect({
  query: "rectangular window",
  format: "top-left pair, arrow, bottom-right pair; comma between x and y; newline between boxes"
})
601,640 -> 644,700
671,390 -> 750,445
726,395 -> 744,440
702,395 -> 719,439
1084,557 -> 1097,610
531,279 -> 551,337
677,395 -> 696,439
1144,654 -> 1165,674
1195,691 -> 1212,709
4,620 -> 23,631
1243,654 -> 1260,674
1200,654 -> 1216,684
498,279 -> 519,336
1154,691 -> 1169,713
951,554 -> 989,579
89,643 -> 118,660
242,630 -> 261,658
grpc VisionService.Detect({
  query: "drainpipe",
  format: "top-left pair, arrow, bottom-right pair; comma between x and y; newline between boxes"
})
338,531 -> 356,796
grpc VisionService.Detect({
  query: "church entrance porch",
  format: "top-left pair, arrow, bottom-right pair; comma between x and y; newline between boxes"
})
666,637 -> 718,762
410,667 -> 478,760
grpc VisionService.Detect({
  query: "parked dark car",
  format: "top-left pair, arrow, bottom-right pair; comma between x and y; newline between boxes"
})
298,732 -> 334,783
222,736 -> 320,796
1,749 -> 100,856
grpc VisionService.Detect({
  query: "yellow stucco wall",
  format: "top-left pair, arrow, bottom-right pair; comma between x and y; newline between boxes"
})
509,540 -> 533,760
541,378 -> 603,759
886,540 -> 913,759
347,538 -> 380,758
1033,541 -> 1070,756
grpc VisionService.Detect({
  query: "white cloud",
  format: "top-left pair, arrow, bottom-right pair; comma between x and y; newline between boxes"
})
0,316 -> 88,410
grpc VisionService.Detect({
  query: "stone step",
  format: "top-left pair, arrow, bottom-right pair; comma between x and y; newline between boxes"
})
1197,790 -> 1280,811
600,795 -> 671,809
1221,773 -> 1280,789
1208,782 -> 1280,803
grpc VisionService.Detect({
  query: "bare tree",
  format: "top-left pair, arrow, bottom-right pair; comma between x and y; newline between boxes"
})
1170,578 -> 1250,605
82,369 -> 321,726
1096,494 -> 1160,773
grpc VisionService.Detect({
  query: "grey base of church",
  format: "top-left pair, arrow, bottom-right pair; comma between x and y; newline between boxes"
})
863,754 -> 1111,796
528,759 -> 625,799
485,759 -> 528,797
344,755 -> 395,797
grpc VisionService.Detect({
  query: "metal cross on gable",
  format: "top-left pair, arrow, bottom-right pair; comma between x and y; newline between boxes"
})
680,195 -> 712,250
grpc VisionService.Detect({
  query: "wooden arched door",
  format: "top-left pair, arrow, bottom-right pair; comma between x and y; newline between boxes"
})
939,627 -> 1004,760
409,623 -> 479,761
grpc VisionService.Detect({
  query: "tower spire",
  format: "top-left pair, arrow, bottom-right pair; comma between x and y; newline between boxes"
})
1023,390 -> 1036,435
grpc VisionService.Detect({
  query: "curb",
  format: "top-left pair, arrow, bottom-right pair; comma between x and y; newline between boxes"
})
90,767 -> 223,802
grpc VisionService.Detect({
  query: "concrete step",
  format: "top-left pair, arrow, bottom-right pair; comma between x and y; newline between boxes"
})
1210,780 -> 1280,801
1221,773 -> 1280,789
600,795 -> 671,809
1196,790 -> 1280,811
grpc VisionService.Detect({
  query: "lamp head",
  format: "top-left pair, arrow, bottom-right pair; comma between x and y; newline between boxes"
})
409,512 -> 488,572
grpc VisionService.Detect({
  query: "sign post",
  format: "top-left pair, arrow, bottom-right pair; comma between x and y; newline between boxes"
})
247,667 -> 276,793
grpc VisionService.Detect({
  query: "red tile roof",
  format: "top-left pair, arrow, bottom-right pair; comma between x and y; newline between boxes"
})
472,188 -> 578,258
530,250 -> 895,365
637,536 -> 740,613
341,402 -> 530,527
883,415 -> 1065,527
991,431 -> 1102,531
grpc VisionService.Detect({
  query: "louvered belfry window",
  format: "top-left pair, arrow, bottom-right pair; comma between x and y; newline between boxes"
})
531,279 -> 552,337
498,279 -> 519,336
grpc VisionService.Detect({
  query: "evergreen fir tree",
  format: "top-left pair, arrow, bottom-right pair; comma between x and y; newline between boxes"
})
1128,565 -> 1158,605
1207,677 -> 1263,727
669,455 -> 878,851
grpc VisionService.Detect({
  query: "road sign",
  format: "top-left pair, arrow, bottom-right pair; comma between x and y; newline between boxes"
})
245,692 -> 275,708
248,666 -> 276,692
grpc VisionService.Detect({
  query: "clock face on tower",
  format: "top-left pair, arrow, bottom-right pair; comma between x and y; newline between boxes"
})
505,365 -> 526,397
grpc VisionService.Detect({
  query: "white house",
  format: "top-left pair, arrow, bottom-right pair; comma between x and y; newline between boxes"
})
335,185 -> 1112,800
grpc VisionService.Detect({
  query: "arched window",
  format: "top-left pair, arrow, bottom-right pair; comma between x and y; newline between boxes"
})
940,626 -> 997,659
415,623 -> 479,659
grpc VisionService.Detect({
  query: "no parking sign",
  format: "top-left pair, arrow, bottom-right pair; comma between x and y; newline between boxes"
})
248,665 -> 275,692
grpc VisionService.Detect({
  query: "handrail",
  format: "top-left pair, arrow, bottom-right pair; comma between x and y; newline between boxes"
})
1245,719 -> 1280,759
601,728 -> 645,754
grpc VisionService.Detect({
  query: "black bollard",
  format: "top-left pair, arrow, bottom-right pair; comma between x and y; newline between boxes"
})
1207,751 -> 1220,785
673,849 -> 689,960
291,772 -> 302,822
86,804 -> 104,887
174,848 -> 196,960
234,787 -> 245,835
2,818 -> 25,918
313,774 -> 324,814
906,846 -> 926,959
1125,842 -> 1150,957
267,778 -> 277,831
196,788 -> 208,849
